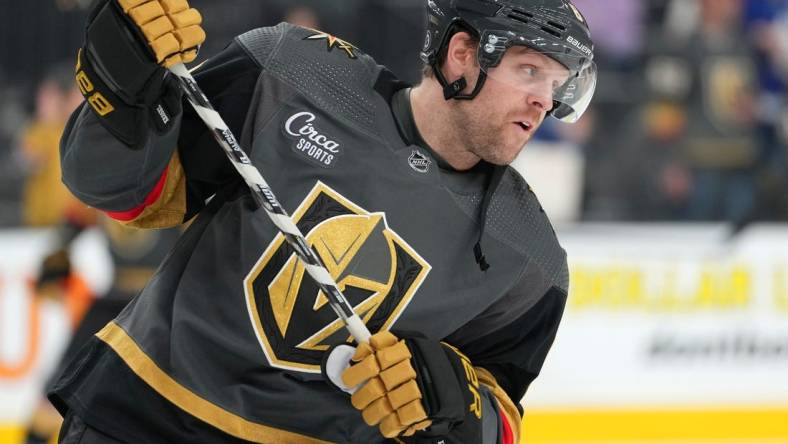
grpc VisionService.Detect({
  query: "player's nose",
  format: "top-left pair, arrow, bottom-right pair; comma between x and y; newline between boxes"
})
527,87 -> 554,112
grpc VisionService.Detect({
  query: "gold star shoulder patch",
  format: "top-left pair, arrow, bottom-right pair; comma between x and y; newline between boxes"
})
304,30 -> 358,59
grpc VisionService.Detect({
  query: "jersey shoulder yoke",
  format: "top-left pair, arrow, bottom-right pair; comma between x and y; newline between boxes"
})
496,168 -> 568,292
236,22 -> 382,134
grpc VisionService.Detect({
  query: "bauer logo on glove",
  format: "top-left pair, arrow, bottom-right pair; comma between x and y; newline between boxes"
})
75,0 -> 204,146
75,51 -> 115,117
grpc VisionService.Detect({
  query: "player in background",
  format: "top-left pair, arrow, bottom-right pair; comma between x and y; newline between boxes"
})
50,0 -> 595,442
24,212 -> 180,444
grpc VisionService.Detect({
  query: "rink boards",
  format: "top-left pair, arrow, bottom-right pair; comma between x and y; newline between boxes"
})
1,225 -> 787,443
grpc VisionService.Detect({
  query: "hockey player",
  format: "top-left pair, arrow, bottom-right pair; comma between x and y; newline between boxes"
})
25,214 -> 180,444
51,0 -> 596,442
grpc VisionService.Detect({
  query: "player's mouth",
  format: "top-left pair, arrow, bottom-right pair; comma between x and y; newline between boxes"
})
515,121 -> 533,133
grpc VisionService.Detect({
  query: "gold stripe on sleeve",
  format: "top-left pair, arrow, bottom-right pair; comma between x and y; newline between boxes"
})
476,367 -> 521,443
125,150 -> 188,229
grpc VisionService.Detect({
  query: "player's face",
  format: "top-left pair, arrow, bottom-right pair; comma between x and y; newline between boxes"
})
453,47 -> 569,165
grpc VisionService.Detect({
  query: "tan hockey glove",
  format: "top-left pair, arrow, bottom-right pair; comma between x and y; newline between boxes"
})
117,0 -> 205,67
325,331 -> 483,440
342,332 -> 432,438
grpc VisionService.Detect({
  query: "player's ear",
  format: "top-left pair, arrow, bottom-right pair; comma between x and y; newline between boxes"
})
443,32 -> 477,82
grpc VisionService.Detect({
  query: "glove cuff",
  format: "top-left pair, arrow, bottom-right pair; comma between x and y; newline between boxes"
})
77,0 -> 182,147
405,338 -> 483,439
86,0 -> 163,103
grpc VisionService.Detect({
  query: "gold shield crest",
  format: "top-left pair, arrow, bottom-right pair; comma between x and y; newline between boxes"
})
244,182 -> 430,373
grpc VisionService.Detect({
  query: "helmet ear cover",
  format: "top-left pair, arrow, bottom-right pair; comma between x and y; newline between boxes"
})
428,20 -> 488,100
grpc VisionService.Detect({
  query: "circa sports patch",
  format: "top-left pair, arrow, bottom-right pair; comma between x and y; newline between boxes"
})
283,111 -> 343,168
243,182 -> 431,373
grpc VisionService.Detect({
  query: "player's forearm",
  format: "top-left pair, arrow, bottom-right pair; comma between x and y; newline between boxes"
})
60,0 -> 205,226
60,102 -> 180,215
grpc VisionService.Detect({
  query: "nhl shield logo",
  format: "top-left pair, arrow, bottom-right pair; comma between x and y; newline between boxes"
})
243,182 -> 431,373
408,150 -> 432,174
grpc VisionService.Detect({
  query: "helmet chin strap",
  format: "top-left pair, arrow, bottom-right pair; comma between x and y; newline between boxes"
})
433,62 -> 488,101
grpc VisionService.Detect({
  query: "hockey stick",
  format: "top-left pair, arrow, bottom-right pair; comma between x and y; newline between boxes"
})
168,63 -> 372,344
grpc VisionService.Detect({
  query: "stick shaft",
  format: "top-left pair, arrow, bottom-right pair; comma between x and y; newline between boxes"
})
168,63 -> 371,344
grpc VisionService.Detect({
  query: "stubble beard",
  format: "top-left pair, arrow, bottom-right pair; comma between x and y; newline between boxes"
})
452,100 -> 521,166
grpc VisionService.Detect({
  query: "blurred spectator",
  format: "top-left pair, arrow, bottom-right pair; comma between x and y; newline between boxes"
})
643,0 -> 760,222
24,246 -> 93,444
662,0 -> 701,42
34,249 -> 94,331
685,0 -> 759,222
16,66 -> 83,227
569,0 -> 648,220
284,5 -> 321,29
24,214 -> 181,443
743,0 -> 788,220
624,99 -> 694,220
0,1 -> 784,225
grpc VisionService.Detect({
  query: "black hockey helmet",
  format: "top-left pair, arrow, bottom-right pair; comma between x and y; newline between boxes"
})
421,0 -> 596,123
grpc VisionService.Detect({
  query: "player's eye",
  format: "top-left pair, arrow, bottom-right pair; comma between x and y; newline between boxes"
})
520,65 -> 537,77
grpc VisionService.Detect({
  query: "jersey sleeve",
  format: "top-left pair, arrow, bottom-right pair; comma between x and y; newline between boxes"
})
445,277 -> 569,443
60,40 -> 262,229
468,284 -> 567,401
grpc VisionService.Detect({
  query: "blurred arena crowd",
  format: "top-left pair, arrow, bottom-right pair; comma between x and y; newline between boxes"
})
1,0 -> 787,228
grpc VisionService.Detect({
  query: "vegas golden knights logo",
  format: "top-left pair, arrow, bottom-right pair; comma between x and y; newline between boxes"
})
244,182 -> 430,373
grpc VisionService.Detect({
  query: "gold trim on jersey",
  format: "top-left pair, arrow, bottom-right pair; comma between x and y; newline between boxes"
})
125,150 -> 187,229
95,322 -> 332,444
304,31 -> 358,59
244,181 -> 431,373
476,367 -> 522,442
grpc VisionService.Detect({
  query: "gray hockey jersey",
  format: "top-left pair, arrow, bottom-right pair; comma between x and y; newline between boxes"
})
51,23 -> 568,443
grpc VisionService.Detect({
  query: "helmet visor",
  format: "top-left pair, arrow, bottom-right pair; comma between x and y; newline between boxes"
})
479,46 -> 597,123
